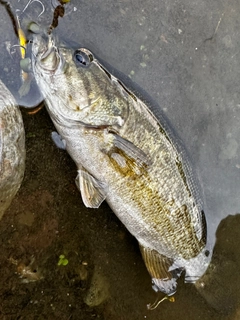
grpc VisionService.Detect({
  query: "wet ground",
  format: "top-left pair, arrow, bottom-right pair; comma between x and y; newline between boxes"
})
0,0 -> 240,319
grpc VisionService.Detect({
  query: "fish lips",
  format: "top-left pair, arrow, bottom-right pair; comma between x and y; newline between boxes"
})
32,33 -> 62,73
40,45 -> 60,72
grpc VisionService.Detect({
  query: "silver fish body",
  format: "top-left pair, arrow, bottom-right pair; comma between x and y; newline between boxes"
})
0,79 -> 25,219
31,33 -> 210,295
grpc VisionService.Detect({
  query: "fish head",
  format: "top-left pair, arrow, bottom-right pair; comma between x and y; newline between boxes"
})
31,32 -> 129,127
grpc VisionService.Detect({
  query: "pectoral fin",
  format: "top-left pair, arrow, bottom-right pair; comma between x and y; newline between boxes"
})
111,132 -> 151,166
139,244 -> 183,296
75,169 -> 108,208
51,131 -> 66,150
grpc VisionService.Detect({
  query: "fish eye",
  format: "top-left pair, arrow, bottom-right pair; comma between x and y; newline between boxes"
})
73,49 -> 93,67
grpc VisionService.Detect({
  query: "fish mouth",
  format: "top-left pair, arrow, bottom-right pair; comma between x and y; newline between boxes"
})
32,32 -> 62,73
38,36 -> 60,72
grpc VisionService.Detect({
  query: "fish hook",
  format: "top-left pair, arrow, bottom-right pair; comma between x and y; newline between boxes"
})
10,44 -> 26,55
147,295 -> 175,310
21,0 -> 45,18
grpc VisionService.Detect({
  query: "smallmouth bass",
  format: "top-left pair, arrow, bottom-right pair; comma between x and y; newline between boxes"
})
31,32 -> 210,295
0,79 -> 25,219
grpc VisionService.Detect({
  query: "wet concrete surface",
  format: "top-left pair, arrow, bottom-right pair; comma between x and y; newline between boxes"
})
0,0 -> 240,318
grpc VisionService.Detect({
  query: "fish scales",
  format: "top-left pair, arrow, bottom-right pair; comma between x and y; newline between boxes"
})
0,79 -> 25,219
31,33 -> 210,295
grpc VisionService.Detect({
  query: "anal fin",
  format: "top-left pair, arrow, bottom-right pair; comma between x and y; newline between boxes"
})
139,244 -> 183,296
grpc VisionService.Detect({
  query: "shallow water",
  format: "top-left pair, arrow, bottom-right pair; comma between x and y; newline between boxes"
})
0,0 -> 240,319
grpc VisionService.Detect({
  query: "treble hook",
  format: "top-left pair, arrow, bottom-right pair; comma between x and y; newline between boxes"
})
21,0 -> 45,18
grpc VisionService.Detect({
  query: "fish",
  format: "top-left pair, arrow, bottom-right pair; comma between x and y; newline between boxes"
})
0,79 -> 25,219
31,31 -> 211,296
